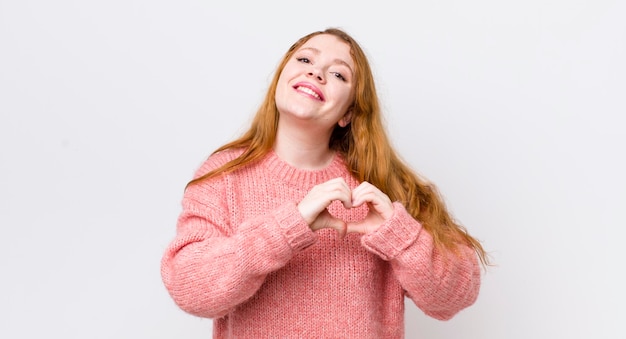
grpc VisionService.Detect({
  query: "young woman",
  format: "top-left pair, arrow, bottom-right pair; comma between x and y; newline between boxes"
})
161,27 -> 489,338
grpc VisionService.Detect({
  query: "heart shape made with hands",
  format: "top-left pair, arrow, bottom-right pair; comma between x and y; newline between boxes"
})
321,200 -> 393,237
299,178 -> 394,237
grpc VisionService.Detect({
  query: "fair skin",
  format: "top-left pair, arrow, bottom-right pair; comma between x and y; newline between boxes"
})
274,34 -> 394,236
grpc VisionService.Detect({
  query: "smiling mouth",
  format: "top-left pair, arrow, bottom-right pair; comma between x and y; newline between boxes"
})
295,86 -> 322,100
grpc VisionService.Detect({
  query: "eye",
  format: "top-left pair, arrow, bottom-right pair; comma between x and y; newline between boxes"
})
296,57 -> 311,63
332,72 -> 346,81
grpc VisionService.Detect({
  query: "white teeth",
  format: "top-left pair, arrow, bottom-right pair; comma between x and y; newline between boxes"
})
296,86 -> 320,99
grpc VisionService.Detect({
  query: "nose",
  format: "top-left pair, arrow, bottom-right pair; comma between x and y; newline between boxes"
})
307,68 -> 325,83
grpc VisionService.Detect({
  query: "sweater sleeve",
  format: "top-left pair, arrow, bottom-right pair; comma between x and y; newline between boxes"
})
160,170 -> 317,319
360,202 -> 481,320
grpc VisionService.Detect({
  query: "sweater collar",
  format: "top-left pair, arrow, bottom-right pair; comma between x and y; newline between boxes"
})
264,150 -> 349,189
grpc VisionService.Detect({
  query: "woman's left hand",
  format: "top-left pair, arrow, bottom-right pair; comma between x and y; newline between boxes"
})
346,181 -> 394,234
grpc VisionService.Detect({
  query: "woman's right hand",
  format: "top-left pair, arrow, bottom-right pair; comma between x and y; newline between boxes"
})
297,177 -> 352,237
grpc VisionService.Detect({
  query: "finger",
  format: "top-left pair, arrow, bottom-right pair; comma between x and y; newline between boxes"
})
325,218 -> 347,237
311,210 -> 348,237
328,177 -> 353,208
350,181 -> 372,198
346,220 -> 374,234
346,207 -> 387,234
367,197 -> 394,220
351,192 -> 394,220
351,181 -> 383,205
335,220 -> 347,238
352,188 -> 387,207
346,221 -> 365,234
299,179 -> 352,221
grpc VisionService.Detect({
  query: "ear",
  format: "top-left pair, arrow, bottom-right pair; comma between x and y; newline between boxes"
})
338,109 -> 353,128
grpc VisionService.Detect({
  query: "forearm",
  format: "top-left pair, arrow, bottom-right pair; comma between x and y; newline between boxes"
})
161,202 -> 316,318
393,236 -> 481,320
361,202 -> 481,320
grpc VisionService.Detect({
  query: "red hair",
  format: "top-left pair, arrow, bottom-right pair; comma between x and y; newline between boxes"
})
188,28 -> 490,267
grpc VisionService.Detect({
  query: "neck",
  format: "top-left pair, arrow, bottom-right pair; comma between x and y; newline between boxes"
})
274,125 -> 335,170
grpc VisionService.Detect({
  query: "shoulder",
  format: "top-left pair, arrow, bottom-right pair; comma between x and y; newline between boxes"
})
193,148 -> 246,179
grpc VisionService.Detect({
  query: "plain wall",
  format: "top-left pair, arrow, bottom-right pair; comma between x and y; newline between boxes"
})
1,1 -> 625,338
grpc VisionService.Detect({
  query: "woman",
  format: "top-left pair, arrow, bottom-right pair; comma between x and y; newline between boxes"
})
161,27 -> 489,338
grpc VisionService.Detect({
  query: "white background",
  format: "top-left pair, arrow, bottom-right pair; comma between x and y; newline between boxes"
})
1,1 -> 625,338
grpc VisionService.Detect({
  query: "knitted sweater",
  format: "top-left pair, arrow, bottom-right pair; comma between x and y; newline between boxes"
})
161,148 -> 481,338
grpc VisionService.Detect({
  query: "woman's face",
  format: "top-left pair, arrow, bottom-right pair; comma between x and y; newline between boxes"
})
275,34 -> 355,131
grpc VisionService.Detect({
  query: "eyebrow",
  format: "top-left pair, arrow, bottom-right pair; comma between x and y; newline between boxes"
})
298,47 -> 354,75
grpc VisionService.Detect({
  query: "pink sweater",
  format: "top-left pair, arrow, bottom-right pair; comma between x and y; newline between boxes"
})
161,149 -> 481,338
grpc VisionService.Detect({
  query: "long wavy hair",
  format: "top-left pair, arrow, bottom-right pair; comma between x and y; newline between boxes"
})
188,28 -> 490,267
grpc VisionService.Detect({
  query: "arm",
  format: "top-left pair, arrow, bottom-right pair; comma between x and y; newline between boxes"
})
360,202 -> 481,320
160,173 -> 316,319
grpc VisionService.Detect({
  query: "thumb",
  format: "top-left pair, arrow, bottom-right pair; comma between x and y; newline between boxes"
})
346,215 -> 381,234
346,220 -> 368,234
312,210 -> 347,238
323,215 -> 347,238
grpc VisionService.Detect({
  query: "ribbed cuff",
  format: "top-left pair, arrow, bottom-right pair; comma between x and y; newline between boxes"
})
361,202 -> 423,260
274,202 -> 317,252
